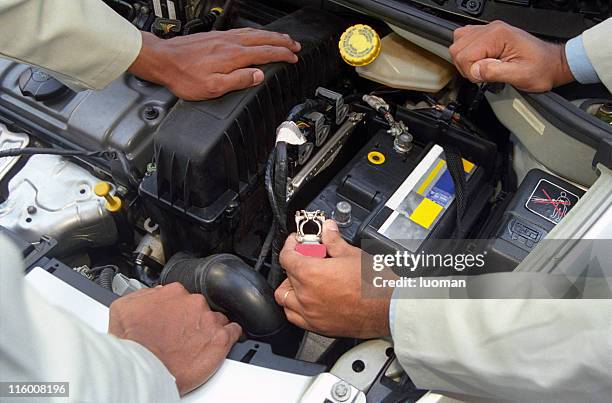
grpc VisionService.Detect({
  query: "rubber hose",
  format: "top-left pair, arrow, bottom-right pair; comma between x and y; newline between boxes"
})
95,267 -> 115,290
160,253 -> 300,355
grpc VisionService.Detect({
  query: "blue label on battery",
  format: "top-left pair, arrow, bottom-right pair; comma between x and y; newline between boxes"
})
427,170 -> 454,206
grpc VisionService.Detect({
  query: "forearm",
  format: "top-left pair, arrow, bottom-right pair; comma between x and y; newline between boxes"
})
25,295 -> 182,403
0,0 -> 141,90
0,235 -> 180,403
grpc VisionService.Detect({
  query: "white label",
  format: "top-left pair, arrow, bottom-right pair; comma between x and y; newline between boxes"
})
385,144 -> 444,209
152,0 -> 162,17
513,98 -> 546,136
167,0 -> 177,20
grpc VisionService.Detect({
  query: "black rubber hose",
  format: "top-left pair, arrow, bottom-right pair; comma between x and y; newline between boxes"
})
160,253 -> 300,356
95,267 -> 116,290
0,147 -> 104,159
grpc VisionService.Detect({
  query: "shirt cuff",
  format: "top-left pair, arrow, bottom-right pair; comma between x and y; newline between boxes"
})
388,287 -> 400,339
565,35 -> 601,84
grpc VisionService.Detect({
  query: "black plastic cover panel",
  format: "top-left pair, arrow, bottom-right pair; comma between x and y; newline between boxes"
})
140,8 -> 347,222
373,0 -> 610,38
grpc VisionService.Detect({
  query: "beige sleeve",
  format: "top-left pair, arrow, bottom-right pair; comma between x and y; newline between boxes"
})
390,297 -> 612,402
0,0 -> 142,90
582,18 -> 612,92
0,234 -> 181,402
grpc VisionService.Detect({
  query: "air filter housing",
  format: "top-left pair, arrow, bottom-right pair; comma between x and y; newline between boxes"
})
140,8 -> 347,254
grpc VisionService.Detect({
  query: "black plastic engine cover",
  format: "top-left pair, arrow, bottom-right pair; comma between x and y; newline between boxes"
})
140,8 -> 347,254
0,61 -> 176,172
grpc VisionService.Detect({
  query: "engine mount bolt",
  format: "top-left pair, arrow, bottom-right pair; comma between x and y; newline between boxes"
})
332,201 -> 352,227
331,381 -> 351,401
27,206 -> 37,215
144,106 -> 159,120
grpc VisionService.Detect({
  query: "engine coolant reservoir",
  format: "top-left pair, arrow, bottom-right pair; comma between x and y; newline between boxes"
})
355,32 -> 456,93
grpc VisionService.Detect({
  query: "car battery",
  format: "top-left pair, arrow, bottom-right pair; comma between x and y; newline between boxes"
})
306,128 -> 491,254
486,169 -> 585,271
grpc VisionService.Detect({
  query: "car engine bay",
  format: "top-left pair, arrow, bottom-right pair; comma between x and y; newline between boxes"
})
1,0 -> 610,401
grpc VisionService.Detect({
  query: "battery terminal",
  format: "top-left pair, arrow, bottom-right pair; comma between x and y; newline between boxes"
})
295,210 -> 327,257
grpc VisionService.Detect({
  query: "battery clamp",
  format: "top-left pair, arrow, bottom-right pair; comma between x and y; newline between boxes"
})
295,210 -> 327,258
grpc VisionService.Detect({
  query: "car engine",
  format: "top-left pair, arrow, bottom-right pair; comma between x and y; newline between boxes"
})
1,0 -> 602,400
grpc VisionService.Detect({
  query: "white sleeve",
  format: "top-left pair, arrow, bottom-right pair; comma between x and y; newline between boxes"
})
390,297 -> 612,402
0,0 -> 142,90
0,234 -> 180,403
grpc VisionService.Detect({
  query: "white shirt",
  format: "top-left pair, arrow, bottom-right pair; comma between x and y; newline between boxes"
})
0,234 -> 180,403
0,0 -> 142,91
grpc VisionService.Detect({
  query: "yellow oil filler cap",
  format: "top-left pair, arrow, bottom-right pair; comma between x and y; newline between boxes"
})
94,182 -> 123,213
339,24 -> 381,67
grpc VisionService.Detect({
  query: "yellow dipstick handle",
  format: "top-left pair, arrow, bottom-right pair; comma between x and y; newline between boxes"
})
94,182 -> 123,213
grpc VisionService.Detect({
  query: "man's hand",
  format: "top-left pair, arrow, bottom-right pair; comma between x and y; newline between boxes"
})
129,28 -> 301,100
275,220 -> 391,339
450,20 -> 574,92
109,283 -> 242,396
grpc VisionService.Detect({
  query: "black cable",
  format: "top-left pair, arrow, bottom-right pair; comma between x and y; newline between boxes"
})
254,220 -> 276,272
265,147 -> 286,233
268,141 -> 289,288
267,142 -> 290,288
286,99 -> 325,122
88,264 -> 118,274
0,147 -> 112,159
214,0 -> 234,30
467,83 -> 489,118
273,142 -> 288,233
263,101 -> 323,285
1,147 -> 140,187
114,149 -> 140,187
268,246 -> 284,288
262,141 -> 291,288
183,19 -> 205,35
263,146 -> 283,285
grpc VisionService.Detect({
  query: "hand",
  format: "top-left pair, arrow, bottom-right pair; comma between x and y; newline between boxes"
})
449,20 -> 574,92
129,28 -> 301,100
275,220 -> 391,339
109,283 -> 242,396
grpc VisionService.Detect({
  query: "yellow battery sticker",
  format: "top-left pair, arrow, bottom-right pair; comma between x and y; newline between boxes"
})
416,160 -> 446,195
409,198 -> 444,229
